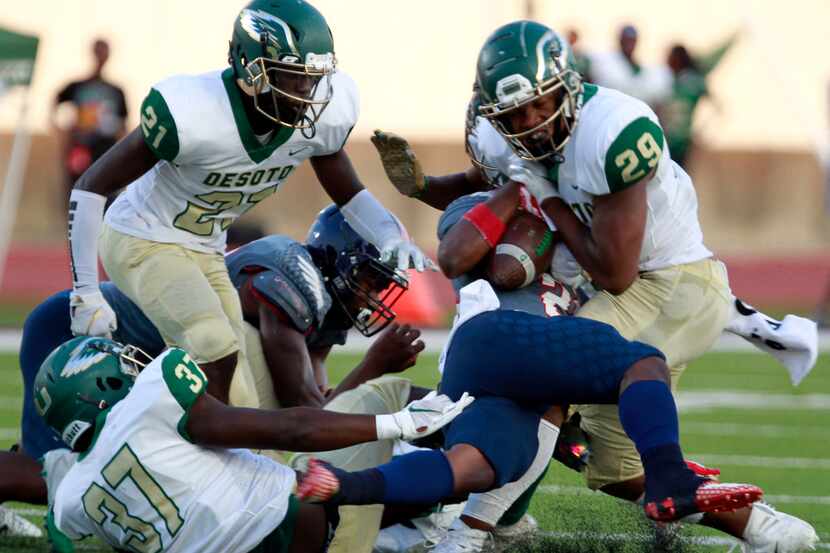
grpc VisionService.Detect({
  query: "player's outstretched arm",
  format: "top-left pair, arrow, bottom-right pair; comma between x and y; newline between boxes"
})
186,391 -> 473,452
438,180 -> 521,277
326,323 -> 426,401
371,130 -> 489,210
68,127 -> 160,337
312,148 -> 435,272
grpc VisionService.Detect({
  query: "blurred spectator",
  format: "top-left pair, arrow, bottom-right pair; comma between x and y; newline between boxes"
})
659,34 -> 738,168
51,38 -> 127,205
565,28 -> 592,81
590,24 -> 672,109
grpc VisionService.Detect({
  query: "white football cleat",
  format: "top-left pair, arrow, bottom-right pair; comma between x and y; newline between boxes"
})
742,503 -> 819,553
0,505 -> 43,538
429,519 -> 492,553
493,514 -> 538,551
373,523 -> 428,553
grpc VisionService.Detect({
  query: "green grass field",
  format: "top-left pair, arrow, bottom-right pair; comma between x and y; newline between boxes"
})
1,350 -> 828,552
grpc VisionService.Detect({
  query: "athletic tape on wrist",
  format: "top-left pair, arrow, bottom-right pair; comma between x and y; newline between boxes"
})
375,413 -> 401,440
463,203 -> 506,247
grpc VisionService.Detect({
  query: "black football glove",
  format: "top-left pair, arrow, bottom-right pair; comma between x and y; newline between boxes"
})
553,412 -> 591,473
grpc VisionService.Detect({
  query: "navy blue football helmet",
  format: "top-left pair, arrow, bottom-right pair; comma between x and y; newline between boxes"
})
306,205 -> 409,336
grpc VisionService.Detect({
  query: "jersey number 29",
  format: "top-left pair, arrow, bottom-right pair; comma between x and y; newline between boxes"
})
614,132 -> 661,184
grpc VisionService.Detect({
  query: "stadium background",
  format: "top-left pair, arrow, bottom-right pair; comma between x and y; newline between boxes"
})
1,0 -> 830,320
0,1 -> 829,551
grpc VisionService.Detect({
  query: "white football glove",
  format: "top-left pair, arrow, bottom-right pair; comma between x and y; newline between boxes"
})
508,163 -> 558,204
376,391 -> 474,441
380,237 -> 438,273
69,290 -> 117,338
551,243 -> 585,288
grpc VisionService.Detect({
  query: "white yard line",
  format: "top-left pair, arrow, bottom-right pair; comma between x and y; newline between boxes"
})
682,421 -> 830,439
539,530 -> 830,550
686,454 -> 830,470
0,396 -> 22,409
0,427 -> 18,440
10,505 -> 829,549
0,330 -> 19,352
540,485 -> 830,504
2,329 -> 830,354
342,329 -> 830,354
677,391 -> 830,411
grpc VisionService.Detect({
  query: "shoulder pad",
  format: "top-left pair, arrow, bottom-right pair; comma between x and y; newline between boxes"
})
437,192 -> 493,240
251,269 -> 317,333
274,243 -> 332,323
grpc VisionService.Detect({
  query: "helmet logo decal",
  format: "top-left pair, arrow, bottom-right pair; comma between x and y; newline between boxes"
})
535,31 -> 556,81
239,9 -> 300,56
296,255 -> 326,315
61,350 -> 108,378
34,387 -> 52,416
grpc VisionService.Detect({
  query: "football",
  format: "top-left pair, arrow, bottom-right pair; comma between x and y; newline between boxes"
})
487,209 -> 555,290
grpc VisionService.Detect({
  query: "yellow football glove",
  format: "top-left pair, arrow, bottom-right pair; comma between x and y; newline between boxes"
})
370,130 -> 426,198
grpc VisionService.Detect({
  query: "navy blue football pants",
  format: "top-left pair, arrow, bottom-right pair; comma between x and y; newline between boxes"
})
19,291 -> 73,459
439,310 -> 664,486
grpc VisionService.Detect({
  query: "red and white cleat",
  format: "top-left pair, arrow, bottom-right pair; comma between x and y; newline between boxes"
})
685,459 -> 721,480
296,458 -> 340,502
645,481 -> 763,522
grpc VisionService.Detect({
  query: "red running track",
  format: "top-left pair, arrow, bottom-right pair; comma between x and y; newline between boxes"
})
1,244 -> 827,324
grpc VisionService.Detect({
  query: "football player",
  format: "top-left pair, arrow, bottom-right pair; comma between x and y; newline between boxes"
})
427,191 -> 817,552
18,206 -> 418,461
9,206 -> 430,551
31,335 -> 469,553
298,280 -> 765,524
371,21 -> 818,553
67,0 -> 432,412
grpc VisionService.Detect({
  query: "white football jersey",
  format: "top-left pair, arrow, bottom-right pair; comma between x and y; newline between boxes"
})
105,68 -> 359,253
475,84 -> 712,272
52,349 -> 296,553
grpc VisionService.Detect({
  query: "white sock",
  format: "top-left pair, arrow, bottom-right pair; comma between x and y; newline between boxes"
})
725,297 -> 818,386
462,419 -> 560,527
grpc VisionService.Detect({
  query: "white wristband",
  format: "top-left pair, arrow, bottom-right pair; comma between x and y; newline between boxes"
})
68,189 -> 107,292
340,189 -> 405,249
375,413 -> 402,440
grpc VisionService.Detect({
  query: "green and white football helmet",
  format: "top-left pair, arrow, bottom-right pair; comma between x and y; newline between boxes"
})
476,20 -> 583,162
228,0 -> 336,131
33,337 -> 149,451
